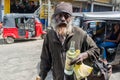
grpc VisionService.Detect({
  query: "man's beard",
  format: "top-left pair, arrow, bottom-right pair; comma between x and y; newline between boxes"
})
51,19 -> 73,36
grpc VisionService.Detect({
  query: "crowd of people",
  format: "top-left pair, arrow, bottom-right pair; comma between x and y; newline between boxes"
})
10,0 -> 39,13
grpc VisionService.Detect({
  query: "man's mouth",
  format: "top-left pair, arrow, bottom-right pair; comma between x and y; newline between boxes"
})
58,22 -> 67,27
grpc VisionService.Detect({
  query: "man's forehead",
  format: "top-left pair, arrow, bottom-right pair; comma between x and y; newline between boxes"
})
54,2 -> 73,16
56,12 -> 71,15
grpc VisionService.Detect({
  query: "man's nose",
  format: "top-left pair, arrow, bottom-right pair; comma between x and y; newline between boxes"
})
61,16 -> 66,22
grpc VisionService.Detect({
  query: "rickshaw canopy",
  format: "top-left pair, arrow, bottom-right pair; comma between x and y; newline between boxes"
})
83,11 -> 120,20
3,13 -> 37,28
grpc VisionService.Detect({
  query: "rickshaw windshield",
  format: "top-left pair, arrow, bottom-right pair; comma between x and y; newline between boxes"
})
3,13 -> 36,28
3,16 -> 16,28
15,17 -> 35,30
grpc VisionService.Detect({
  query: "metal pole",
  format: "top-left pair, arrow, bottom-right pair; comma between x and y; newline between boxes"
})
39,0 -> 42,5
44,0 -> 47,30
1,0 -> 4,22
48,0 -> 51,27
112,5 -> 115,11
112,0 -> 117,11
0,0 -> 2,22
91,2 -> 94,12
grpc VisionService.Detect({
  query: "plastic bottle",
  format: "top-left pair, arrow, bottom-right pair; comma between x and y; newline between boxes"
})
64,41 -> 76,75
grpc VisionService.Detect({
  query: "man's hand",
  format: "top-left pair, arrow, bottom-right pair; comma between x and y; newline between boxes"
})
36,76 -> 41,80
70,52 -> 88,65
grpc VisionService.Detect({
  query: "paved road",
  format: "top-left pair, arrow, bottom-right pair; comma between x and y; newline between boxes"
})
0,35 -> 120,80
0,39 -> 42,80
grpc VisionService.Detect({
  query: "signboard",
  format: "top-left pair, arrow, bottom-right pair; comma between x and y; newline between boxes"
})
94,0 -> 110,3
4,0 -> 10,14
40,4 -> 47,19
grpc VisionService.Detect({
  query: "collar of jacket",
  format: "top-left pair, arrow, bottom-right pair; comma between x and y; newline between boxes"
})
53,28 -> 74,44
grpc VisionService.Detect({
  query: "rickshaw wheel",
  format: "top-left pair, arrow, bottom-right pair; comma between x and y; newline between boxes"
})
5,37 -> 14,44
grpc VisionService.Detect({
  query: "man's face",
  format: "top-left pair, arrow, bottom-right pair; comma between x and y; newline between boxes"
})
55,12 -> 72,27
52,12 -> 72,36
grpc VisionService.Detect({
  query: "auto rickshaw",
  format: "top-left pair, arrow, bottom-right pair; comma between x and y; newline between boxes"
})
2,13 -> 46,44
83,11 -> 120,65
73,11 -> 120,65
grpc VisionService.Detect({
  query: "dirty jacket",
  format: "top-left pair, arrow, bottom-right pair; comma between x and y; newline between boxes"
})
39,27 -> 100,80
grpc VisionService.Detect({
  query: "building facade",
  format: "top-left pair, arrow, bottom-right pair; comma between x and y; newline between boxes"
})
0,0 -> 40,22
0,0 -> 120,23
50,0 -> 114,12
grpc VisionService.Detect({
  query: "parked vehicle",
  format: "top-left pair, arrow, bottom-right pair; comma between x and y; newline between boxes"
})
73,11 -> 120,65
2,13 -> 46,44
83,12 -> 120,65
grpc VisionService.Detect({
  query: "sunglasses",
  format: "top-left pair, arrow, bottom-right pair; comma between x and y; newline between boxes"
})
56,13 -> 71,19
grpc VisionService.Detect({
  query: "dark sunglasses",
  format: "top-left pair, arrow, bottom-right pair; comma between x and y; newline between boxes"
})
56,12 -> 71,19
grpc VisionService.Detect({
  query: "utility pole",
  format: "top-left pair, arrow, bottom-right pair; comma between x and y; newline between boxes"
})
48,0 -> 51,27
39,0 -> 42,5
1,0 -> 4,22
90,0 -> 94,12
0,0 -> 2,22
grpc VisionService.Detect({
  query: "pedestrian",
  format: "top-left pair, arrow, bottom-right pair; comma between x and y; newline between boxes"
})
38,2 -> 100,80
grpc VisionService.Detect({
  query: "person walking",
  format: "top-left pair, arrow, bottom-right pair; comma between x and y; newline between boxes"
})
38,2 -> 100,80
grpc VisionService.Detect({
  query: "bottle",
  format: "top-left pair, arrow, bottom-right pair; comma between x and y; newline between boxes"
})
64,41 -> 76,75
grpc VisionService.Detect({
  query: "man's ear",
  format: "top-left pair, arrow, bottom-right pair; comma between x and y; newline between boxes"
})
67,17 -> 73,23
70,16 -> 74,21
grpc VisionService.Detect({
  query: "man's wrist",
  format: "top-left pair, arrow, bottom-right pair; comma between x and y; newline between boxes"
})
82,52 -> 88,59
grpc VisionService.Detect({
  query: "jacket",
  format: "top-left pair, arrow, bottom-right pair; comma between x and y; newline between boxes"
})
39,26 -> 100,80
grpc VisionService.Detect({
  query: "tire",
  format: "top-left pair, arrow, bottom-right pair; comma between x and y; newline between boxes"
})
5,37 -> 14,44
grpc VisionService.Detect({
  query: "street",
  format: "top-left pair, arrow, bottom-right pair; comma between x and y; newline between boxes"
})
0,36 -> 120,80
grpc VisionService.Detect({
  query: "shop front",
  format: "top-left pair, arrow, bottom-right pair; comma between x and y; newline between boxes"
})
92,0 -> 113,12
10,0 -> 40,13
93,4 -> 113,12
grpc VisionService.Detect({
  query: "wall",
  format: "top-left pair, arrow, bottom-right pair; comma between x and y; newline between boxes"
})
94,0 -> 111,3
